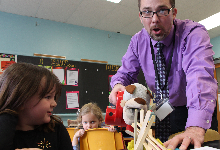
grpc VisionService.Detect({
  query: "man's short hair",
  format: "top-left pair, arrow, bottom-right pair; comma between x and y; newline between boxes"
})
138,0 -> 175,11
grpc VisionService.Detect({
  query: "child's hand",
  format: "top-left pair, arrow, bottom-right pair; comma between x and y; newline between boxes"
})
72,129 -> 85,146
74,129 -> 85,138
108,126 -> 116,132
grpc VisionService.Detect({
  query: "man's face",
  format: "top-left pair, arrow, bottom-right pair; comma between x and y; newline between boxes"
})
139,0 -> 177,41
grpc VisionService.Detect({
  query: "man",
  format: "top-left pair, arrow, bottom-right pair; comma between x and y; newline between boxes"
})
109,0 -> 218,149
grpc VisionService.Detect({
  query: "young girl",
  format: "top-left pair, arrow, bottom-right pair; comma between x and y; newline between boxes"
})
0,63 -> 73,150
72,102 -> 115,150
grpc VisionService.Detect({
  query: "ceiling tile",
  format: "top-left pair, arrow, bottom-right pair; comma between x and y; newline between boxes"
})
0,0 -> 41,17
36,0 -> 81,23
95,4 -> 138,33
120,18 -> 143,36
0,0 -> 219,38
66,0 -> 117,28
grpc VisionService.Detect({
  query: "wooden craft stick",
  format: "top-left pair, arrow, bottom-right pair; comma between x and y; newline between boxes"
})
126,130 -> 152,150
127,111 -> 167,150
134,110 -> 151,150
145,136 -> 161,150
134,109 -> 138,146
140,109 -> 144,124
133,126 -> 161,150
143,142 -> 157,150
134,113 -> 155,150
147,134 -> 166,150
125,130 -> 135,137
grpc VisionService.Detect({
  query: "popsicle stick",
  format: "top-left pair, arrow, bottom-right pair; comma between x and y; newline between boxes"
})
133,125 -> 161,150
148,135 -> 166,149
134,114 -> 154,150
140,109 -> 144,124
143,142 -> 157,150
126,130 -> 151,150
135,116 -> 166,150
134,109 -> 138,146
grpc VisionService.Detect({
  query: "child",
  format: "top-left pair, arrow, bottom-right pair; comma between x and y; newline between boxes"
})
72,102 -> 115,150
0,63 -> 73,150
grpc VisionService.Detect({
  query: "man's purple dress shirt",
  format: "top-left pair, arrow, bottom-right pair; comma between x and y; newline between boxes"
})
110,19 -> 218,129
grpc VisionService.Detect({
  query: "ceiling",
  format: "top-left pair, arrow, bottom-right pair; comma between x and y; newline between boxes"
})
0,0 -> 220,39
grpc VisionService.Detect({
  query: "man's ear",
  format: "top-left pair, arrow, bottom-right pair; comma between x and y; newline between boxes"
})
139,12 -> 143,24
172,8 -> 177,20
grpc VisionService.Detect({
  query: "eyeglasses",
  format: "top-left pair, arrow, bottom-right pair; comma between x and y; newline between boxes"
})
140,7 -> 173,18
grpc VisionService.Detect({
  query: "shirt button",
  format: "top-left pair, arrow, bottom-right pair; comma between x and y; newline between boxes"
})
206,120 -> 209,123
211,100 -> 214,102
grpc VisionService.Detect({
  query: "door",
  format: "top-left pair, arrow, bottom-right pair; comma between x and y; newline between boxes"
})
214,63 -> 220,133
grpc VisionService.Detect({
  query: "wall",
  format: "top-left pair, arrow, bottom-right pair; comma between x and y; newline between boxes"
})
211,36 -> 220,59
0,11 -> 131,66
1,11 -> 220,65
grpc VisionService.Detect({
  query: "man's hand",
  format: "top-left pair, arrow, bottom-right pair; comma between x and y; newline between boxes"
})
164,126 -> 205,150
109,84 -> 125,105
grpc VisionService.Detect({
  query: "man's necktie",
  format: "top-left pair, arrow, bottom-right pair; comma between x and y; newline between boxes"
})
154,42 -> 171,143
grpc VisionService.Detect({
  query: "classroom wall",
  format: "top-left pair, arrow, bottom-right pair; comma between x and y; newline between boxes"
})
211,36 -> 220,59
0,11 -> 132,66
1,11 -> 220,66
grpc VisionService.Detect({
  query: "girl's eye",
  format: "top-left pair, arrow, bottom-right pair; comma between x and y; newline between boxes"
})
45,96 -> 51,99
91,121 -> 95,124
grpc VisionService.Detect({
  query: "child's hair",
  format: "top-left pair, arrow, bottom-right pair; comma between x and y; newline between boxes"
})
0,62 -> 62,132
77,102 -> 104,128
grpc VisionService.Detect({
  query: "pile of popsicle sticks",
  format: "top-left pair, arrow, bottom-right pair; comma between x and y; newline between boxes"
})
125,109 -> 168,150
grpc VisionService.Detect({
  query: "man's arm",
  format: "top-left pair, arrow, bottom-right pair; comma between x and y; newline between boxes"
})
165,22 -> 217,150
183,25 -> 217,130
109,38 -> 142,104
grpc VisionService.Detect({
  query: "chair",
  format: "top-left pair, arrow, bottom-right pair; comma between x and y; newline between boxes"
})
80,128 -> 124,150
67,128 -> 79,141
67,119 -> 78,128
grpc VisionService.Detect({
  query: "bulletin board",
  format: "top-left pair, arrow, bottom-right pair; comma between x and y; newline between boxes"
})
13,54 -> 146,114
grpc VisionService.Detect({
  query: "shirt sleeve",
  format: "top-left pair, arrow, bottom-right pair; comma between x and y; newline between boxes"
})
110,36 -> 141,88
72,137 -> 80,150
0,113 -> 18,150
73,144 -> 79,150
57,123 -> 73,150
181,25 -> 218,129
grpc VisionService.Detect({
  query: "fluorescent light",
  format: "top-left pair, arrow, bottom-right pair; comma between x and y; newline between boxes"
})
106,0 -> 121,3
199,12 -> 220,30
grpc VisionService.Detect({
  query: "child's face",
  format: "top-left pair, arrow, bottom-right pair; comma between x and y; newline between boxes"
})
18,83 -> 57,130
81,112 -> 101,130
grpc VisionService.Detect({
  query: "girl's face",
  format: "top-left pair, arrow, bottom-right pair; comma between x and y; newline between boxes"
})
81,112 -> 101,130
17,81 -> 57,130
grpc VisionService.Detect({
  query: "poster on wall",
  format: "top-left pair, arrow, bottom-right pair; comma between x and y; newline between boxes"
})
66,67 -> 79,86
66,91 -> 79,109
0,54 -> 17,75
52,66 -> 65,85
